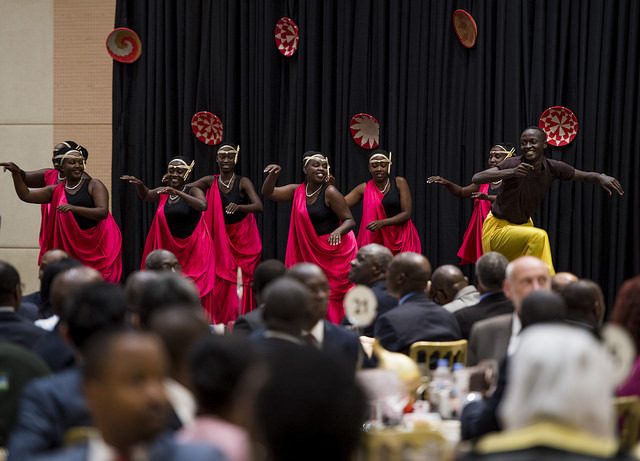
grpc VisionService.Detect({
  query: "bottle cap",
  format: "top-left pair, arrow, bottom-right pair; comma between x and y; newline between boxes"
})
452,362 -> 464,371
437,359 -> 449,368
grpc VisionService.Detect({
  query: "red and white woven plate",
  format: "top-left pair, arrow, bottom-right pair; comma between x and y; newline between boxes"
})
350,113 -> 380,149
275,17 -> 299,57
539,106 -> 578,146
191,111 -> 223,145
106,28 -> 142,63
452,9 -> 477,48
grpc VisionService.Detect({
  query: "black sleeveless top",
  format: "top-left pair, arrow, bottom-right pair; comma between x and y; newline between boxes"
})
307,183 -> 341,236
381,177 -> 402,217
219,175 -> 248,224
65,179 -> 98,230
164,187 -> 201,239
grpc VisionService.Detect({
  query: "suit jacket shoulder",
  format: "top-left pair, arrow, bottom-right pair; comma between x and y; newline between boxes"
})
455,292 -> 514,339
323,321 -> 362,371
467,313 -> 513,366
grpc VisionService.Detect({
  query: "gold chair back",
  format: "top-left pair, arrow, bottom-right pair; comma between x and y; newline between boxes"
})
615,395 -> 640,451
64,426 -> 98,447
409,340 -> 468,369
361,427 -> 450,461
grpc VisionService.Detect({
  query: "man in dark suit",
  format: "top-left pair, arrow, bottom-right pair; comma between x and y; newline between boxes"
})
374,252 -> 461,355
289,263 -> 365,371
342,243 -> 397,336
233,259 -> 287,335
32,329 -> 224,461
467,255 -> 551,365
455,252 -> 513,339
7,283 -> 127,461
0,260 -> 46,348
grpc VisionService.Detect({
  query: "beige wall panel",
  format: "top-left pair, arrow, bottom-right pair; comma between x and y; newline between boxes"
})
0,125 -> 54,248
53,124 -> 112,197
53,0 -> 114,125
0,0 -> 54,124
0,249 -> 41,294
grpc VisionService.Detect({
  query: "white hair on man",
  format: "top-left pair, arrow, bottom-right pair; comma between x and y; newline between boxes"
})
499,324 -> 615,439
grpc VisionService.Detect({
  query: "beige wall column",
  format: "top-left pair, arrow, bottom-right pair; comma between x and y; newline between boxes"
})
0,0 -> 115,293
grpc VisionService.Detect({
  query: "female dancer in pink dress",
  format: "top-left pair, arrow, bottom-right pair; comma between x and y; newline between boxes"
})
345,149 -> 421,254
187,143 -> 263,323
3,146 -> 122,282
13,141 -> 89,262
427,143 -> 514,264
121,157 -> 216,320
262,152 -> 357,323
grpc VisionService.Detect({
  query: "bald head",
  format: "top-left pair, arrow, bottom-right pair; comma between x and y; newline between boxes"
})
386,252 -> 432,298
560,279 -> 605,329
348,244 -> 393,285
124,271 -> 161,326
144,249 -> 181,273
50,266 -> 104,316
262,277 -> 312,336
430,264 -> 469,305
504,256 -> 551,313
551,272 -> 579,293
39,249 -> 70,279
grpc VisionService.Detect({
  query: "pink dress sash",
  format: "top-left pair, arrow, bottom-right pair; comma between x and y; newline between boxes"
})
37,169 -> 59,263
204,176 -> 262,323
457,183 -> 492,265
357,179 -> 421,255
141,194 -> 216,317
48,183 -> 122,282
285,184 -> 357,323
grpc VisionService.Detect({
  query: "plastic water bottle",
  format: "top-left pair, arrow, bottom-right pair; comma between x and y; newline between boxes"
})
429,359 -> 452,418
451,362 -> 469,417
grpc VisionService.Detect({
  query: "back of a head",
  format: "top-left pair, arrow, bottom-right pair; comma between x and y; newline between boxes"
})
361,243 -> 393,272
40,258 -> 83,316
500,324 -> 614,438
551,272 -> 579,293
254,347 -> 366,461
0,260 -> 20,306
189,335 -> 254,417
262,277 -> 311,333
51,266 -> 104,316
252,259 -> 287,300
144,249 -> 181,272
138,272 -> 201,327
519,290 -> 567,329
611,276 -> 640,353
64,283 -> 127,352
475,252 -> 508,293
390,252 -> 432,293
147,304 -> 210,378
430,264 -> 467,304
561,279 -> 605,329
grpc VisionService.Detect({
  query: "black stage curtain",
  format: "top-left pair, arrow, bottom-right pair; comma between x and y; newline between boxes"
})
112,0 -> 640,309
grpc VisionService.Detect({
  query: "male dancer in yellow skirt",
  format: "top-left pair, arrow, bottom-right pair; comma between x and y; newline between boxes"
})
471,126 -> 623,274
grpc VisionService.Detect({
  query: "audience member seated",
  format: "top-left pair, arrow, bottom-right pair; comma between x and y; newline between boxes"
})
467,255 -> 550,365
0,260 -> 46,349
21,249 -> 70,318
461,290 -> 568,441
459,324 -> 630,461
0,343 -> 50,447
244,346 -> 366,461
146,304 -> 211,429
551,271 -> 579,293
137,272 -> 202,327
36,258 -> 83,326
455,252 -> 513,339
374,252 -> 461,355
32,329 -> 225,461
31,266 -> 104,372
7,283 -> 126,461
144,249 -> 182,273
177,335 -> 254,461
342,243 -> 398,336
249,277 -> 310,353
561,279 -> 606,332
430,264 -> 480,313
289,263 -> 365,371
233,259 -> 287,335
123,270 -> 161,328
610,276 -> 640,398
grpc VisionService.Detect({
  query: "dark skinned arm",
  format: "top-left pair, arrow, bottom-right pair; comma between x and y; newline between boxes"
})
427,175 -> 480,198
186,175 -> 215,192
1,163 -> 55,203
325,185 -> 356,245
57,179 -> 109,220
344,182 -> 366,208
366,177 -> 415,231
572,169 -> 624,196
261,164 -> 298,201
225,177 -> 263,214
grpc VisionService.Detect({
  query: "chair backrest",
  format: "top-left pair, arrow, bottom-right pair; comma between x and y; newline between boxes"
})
409,340 -> 468,369
614,395 -> 640,451
361,427 -> 450,461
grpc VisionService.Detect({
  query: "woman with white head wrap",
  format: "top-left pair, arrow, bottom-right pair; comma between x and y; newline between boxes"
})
460,324 -> 625,460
